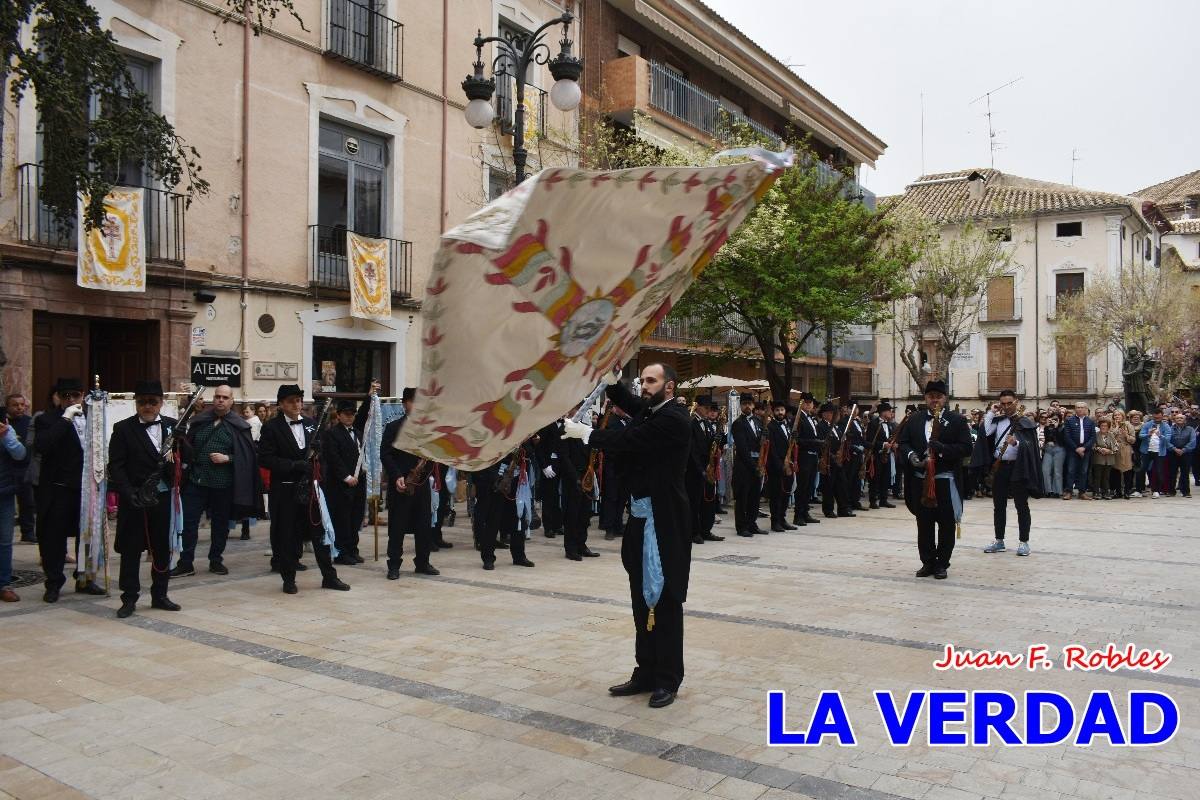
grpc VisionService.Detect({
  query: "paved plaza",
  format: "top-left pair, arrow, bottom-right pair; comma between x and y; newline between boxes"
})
1,494 -> 1197,800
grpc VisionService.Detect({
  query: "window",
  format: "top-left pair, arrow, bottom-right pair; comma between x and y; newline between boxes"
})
1055,272 -> 1084,297
1121,226 -> 1126,240
988,226 -> 1012,242
1056,221 -> 1082,238
1145,238 -> 1152,260
487,166 -> 512,201
313,336 -> 390,397
495,19 -> 535,134
317,120 -> 387,238
986,275 -> 1016,319
617,34 -> 641,57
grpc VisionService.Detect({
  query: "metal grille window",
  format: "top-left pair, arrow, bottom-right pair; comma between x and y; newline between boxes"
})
317,121 -> 387,239
326,0 -> 404,81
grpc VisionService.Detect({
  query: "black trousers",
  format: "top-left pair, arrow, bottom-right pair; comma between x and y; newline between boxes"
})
475,481 -> 527,565
17,481 -> 35,538
432,481 -> 453,538
869,454 -> 892,504
117,498 -> 171,604
766,468 -> 788,525
792,454 -> 817,519
599,468 -> 628,534
846,454 -> 864,504
539,473 -> 563,533
732,460 -> 759,532
326,481 -> 365,557
621,516 -> 684,692
1168,452 -> 1193,495
37,483 -> 81,591
562,480 -> 591,556
821,466 -> 849,516
991,462 -> 1030,541
269,483 -> 338,584
915,482 -> 956,569
387,486 -> 433,570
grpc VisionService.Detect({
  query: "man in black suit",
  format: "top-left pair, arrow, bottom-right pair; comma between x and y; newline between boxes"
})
729,395 -> 761,537
599,407 -> 630,540
685,398 -> 722,544
535,420 -> 565,538
789,393 -> 821,527
766,400 -> 796,532
380,387 -> 439,579
35,377 -> 106,602
865,403 -> 898,509
818,403 -> 852,519
843,401 -> 867,511
563,363 -> 692,709
558,412 -> 598,561
472,445 -> 536,570
897,380 -> 974,580
107,380 -> 184,618
322,393 -> 373,565
257,384 -> 349,594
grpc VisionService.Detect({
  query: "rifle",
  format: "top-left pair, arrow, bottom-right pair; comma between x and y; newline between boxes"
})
132,387 -> 207,509
296,398 -> 334,507
863,415 -> 883,480
784,406 -> 805,476
580,405 -> 613,493
756,417 -> 770,478
835,404 -> 858,467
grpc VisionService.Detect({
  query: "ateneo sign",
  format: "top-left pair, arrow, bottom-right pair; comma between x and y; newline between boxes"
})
191,356 -> 242,388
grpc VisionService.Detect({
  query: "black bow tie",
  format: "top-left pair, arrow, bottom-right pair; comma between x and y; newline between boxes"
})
141,420 -> 160,428
289,419 -> 305,426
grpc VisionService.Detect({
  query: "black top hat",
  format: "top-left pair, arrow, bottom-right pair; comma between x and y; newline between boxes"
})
771,398 -> 788,408
402,387 -> 417,402
277,384 -> 303,402
923,379 -> 949,397
841,397 -> 856,408
905,404 -> 918,413
819,402 -> 836,414
335,399 -> 358,414
133,380 -> 164,397
53,377 -> 84,394
877,402 -> 893,413
798,392 -> 815,403
695,397 -> 715,408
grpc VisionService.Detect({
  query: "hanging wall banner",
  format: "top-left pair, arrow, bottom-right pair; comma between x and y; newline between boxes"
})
347,231 -> 392,320
77,187 -> 146,293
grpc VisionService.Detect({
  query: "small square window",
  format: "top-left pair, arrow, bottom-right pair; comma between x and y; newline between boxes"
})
1056,221 -> 1082,238
988,226 -> 1012,242
1144,239 -> 1152,259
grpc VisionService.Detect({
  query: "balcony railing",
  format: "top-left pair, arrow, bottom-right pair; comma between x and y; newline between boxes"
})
496,78 -> 547,138
648,61 -> 783,150
979,297 -> 1023,322
978,370 -> 1025,396
17,163 -> 186,264
649,314 -> 750,349
1046,369 -> 1096,396
1046,293 -> 1084,320
309,225 -> 412,297
325,0 -> 404,82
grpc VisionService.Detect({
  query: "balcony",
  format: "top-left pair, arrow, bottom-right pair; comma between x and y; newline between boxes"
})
309,225 -> 412,298
978,371 -> 1025,396
324,0 -> 404,82
1047,369 -> 1096,397
979,297 -> 1023,323
908,372 -> 955,398
17,163 -> 186,264
496,77 -> 547,139
647,61 -> 783,150
648,314 -> 751,349
1046,293 -> 1083,321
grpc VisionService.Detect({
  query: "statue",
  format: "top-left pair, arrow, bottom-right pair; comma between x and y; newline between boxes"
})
1122,346 -> 1153,413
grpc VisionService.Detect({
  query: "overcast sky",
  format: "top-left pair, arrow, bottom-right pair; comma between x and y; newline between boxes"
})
704,0 -> 1197,198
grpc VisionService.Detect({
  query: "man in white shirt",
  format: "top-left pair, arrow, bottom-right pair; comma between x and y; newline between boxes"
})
982,389 -> 1042,556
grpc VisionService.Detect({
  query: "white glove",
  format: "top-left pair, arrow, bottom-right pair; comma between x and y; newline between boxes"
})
907,452 -> 925,468
62,404 -> 84,420
562,418 -> 593,443
542,466 -> 556,479
602,369 -> 620,386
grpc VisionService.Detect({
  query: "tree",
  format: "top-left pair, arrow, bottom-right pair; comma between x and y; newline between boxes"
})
1053,264 -> 1200,404
888,215 -> 1015,390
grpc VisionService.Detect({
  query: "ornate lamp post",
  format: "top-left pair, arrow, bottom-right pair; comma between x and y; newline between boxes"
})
462,12 -> 582,184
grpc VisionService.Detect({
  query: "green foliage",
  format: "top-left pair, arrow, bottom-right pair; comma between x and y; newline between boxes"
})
223,0 -> 306,34
2,0 -> 210,227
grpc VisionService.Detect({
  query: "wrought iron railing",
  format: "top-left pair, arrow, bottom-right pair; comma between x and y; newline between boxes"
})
17,163 -> 186,264
978,370 -> 1025,395
1047,369 -> 1096,396
496,77 -> 547,138
648,61 -> 782,149
325,0 -> 404,82
649,314 -> 750,348
309,224 -> 412,297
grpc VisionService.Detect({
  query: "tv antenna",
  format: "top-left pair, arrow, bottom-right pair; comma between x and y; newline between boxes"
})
969,77 -> 1022,168
1070,148 -> 1082,185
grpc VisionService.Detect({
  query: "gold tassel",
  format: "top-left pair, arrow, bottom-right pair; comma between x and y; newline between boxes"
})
647,606 -> 656,632
956,522 -> 962,539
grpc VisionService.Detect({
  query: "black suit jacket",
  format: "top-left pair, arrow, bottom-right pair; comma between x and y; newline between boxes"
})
767,418 -> 789,475
687,416 -> 709,480
107,414 -> 181,548
731,414 -> 759,473
590,383 -> 692,602
258,414 -> 315,484
897,409 -> 974,474
793,412 -> 821,454
34,408 -> 83,489
322,424 -> 364,484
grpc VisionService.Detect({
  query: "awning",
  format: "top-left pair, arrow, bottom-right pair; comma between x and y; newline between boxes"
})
679,374 -> 769,390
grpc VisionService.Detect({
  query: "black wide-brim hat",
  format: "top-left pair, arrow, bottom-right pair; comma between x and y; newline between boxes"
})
402,387 -> 417,402
798,392 -> 815,403
923,380 -> 949,396
53,377 -> 84,394
277,384 -> 304,402
877,402 -> 893,413
336,399 -> 358,414
133,380 -> 164,397
819,402 -> 836,414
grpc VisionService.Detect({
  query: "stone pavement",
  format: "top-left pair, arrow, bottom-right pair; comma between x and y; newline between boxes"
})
1,492 -> 1197,800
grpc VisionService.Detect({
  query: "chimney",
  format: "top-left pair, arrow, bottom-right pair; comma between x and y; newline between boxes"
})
966,171 -> 987,203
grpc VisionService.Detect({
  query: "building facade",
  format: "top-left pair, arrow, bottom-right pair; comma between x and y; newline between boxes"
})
577,0 -> 886,398
1134,169 -> 1200,280
877,169 -> 1172,406
0,0 -> 579,403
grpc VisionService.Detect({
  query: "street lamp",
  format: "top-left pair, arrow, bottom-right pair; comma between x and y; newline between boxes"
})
461,12 -> 581,185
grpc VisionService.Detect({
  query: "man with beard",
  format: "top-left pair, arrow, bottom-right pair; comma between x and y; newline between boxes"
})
730,395 -> 762,537
563,364 -> 691,709
982,389 -> 1043,556
685,398 -> 722,544
789,393 -> 821,527
174,384 -> 259,577
766,400 -> 797,531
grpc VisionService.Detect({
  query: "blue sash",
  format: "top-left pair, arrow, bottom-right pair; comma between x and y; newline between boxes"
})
630,497 -> 664,628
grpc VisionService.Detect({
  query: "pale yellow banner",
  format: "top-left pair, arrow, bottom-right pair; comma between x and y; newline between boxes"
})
347,231 -> 392,320
76,188 -> 146,293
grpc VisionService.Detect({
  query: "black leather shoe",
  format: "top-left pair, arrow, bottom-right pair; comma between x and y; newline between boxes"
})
648,689 -> 676,708
791,518 -> 807,527
838,511 -> 857,518
282,582 -> 298,594
169,564 -> 195,578
436,540 -> 453,549
869,502 -> 879,509
751,525 -> 765,534
43,587 -> 60,603
880,501 -> 896,508
544,530 -> 557,538
322,578 -> 351,591
782,522 -> 798,531
934,570 -> 948,580
565,553 -> 583,561
209,562 -> 229,576
737,531 -> 753,537
75,581 -> 107,596
353,555 -> 365,564
151,597 -> 181,611
770,525 -> 787,533
582,548 -> 600,557
692,535 -> 705,544
803,515 -> 820,524
482,560 -> 495,571
514,558 -> 535,567
915,566 -> 935,578
703,533 -> 725,541
295,563 -> 308,571
117,601 -> 136,618
334,556 -> 357,566
608,679 -> 651,696
604,532 -> 616,541
386,569 -> 400,580
823,512 -> 838,519
415,564 -> 440,576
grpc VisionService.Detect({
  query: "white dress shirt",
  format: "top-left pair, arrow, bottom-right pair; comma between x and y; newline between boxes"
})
142,416 -> 163,452
286,416 -> 306,449
984,410 -> 1018,461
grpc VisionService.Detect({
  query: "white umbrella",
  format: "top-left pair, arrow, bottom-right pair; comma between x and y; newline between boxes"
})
680,374 -> 769,390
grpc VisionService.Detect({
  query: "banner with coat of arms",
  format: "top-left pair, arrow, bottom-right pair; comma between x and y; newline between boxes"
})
77,187 -> 146,293
395,148 -> 793,470
347,231 -> 392,320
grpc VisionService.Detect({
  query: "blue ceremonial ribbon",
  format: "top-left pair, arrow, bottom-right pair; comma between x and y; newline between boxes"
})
630,497 -> 664,622
168,485 -> 183,569
363,394 -> 384,500
915,469 -> 963,522
314,483 -> 340,559
515,474 -> 533,526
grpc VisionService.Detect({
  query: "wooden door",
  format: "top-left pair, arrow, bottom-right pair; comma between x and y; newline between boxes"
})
1056,336 -> 1087,392
33,314 -> 89,408
90,320 -> 158,392
987,276 -> 1015,320
987,337 -> 1017,394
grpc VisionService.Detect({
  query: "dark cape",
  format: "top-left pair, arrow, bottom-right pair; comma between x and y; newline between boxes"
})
186,409 -> 263,518
987,415 -> 1045,498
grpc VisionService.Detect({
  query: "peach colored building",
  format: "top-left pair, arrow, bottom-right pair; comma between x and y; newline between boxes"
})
0,0 -> 579,403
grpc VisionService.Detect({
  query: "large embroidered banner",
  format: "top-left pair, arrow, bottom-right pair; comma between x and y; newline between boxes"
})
348,231 -> 392,320
77,188 -> 146,293
395,150 -> 792,470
